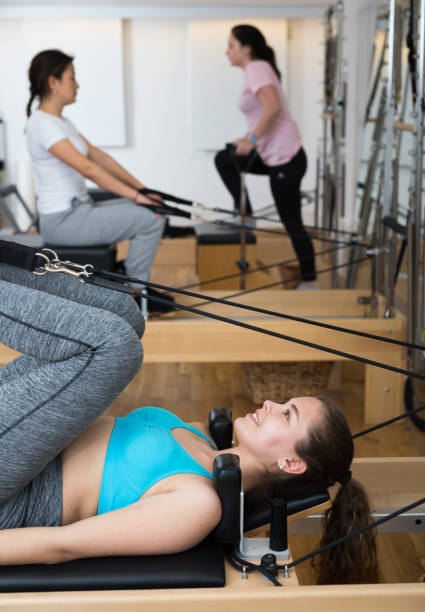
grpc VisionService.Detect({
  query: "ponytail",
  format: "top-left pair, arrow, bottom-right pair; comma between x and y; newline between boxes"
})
26,92 -> 36,118
231,25 -> 281,81
314,479 -> 378,583
262,45 -> 281,81
292,396 -> 379,584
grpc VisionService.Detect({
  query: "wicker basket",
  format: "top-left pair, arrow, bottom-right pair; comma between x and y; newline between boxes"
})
242,361 -> 333,404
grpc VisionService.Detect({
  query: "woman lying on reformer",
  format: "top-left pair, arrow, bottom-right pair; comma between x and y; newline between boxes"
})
0,261 -> 377,584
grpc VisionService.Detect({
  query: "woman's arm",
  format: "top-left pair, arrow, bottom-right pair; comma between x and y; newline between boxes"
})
0,484 -> 221,565
49,139 -> 156,205
80,135 -> 145,191
235,84 -> 281,155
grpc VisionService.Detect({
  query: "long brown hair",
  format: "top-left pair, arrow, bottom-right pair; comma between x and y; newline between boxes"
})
27,49 -> 74,117
231,25 -> 281,81
294,396 -> 378,584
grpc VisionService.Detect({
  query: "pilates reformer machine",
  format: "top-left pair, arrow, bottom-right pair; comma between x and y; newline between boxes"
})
0,238 -> 424,610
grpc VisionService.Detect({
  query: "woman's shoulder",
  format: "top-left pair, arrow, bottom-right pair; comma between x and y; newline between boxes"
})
26,110 -> 65,137
247,59 -> 273,74
28,109 -> 59,124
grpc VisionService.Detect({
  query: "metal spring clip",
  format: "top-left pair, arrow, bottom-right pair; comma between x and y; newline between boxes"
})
33,249 -> 94,283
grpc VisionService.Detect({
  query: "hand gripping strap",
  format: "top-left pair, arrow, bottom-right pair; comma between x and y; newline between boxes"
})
0,240 -> 43,272
139,187 -> 193,206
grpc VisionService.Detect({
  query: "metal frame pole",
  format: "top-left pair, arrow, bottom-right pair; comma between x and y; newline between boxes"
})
382,0 -> 404,318
238,173 -> 248,291
411,0 -> 425,373
331,1 -> 346,287
382,0 -> 397,218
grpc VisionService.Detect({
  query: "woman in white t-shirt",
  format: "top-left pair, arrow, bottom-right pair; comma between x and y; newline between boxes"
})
215,25 -> 317,289
26,49 -> 166,305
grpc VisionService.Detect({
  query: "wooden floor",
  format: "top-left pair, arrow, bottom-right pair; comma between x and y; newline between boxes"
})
105,359 -> 425,586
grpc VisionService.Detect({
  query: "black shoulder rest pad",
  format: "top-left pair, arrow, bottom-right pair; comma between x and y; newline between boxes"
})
208,407 -> 233,450
211,453 -> 241,544
243,485 -> 330,533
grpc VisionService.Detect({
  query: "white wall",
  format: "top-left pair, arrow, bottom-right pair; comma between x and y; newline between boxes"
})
287,17 -> 323,223
0,14 -> 326,224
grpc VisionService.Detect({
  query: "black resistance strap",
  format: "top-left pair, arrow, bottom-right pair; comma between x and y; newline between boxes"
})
0,240 -> 46,271
97,269 -> 425,354
282,496 -> 425,573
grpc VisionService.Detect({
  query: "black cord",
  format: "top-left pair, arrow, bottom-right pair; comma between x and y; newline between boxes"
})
224,547 -> 256,574
178,244 -> 347,291
404,377 -> 425,433
225,546 -> 282,586
214,219 -> 373,249
352,402 -> 425,439
91,265 -> 425,354
177,255 -> 372,311
86,275 -> 425,384
281,496 -> 425,572
140,184 -> 362,240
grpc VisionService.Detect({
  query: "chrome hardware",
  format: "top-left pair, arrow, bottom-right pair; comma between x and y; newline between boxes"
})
33,248 -> 93,282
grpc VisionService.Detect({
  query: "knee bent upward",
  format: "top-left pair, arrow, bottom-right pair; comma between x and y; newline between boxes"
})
87,310 -> 144,392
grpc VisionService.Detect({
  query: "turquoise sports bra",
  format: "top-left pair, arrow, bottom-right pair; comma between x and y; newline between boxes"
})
97,407 -> 216,514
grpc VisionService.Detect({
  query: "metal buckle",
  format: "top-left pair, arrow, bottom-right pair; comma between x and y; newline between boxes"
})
33,248 -> 93,283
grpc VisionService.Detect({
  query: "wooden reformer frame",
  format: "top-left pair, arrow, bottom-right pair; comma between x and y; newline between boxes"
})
0,458 -> 421,610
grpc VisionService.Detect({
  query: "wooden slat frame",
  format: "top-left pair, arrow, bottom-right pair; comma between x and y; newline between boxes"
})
141,290 -> 407,424
0,582 -> 424,612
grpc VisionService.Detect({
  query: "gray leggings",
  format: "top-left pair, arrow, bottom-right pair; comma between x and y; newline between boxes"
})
0,263 -> 144,528
40,197 -> 165,284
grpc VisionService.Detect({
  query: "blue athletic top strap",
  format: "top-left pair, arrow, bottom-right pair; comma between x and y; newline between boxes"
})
97,407 -> 216,514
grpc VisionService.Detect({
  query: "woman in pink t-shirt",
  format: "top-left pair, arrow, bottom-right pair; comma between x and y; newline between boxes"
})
215,25 -> 317,288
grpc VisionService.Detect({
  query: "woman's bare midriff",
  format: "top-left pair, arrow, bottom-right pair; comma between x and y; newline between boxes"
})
60,416 -> 217,525
60,415 -> 115,524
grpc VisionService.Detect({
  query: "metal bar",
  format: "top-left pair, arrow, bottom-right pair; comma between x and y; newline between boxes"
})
314,153 -> 320,229
346,88 -> 387,288
417,0 -> 425,340
382,0 -> 397,217
239,173 -> 247,291
288,510 -> 425,535
331,1 -> 346,288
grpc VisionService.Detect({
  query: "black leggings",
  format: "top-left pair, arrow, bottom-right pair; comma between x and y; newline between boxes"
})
214,146 -> 316,281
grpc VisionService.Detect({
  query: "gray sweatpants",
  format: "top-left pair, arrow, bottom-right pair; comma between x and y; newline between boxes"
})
0,263 -> 144,528
40,197 -> 165,284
